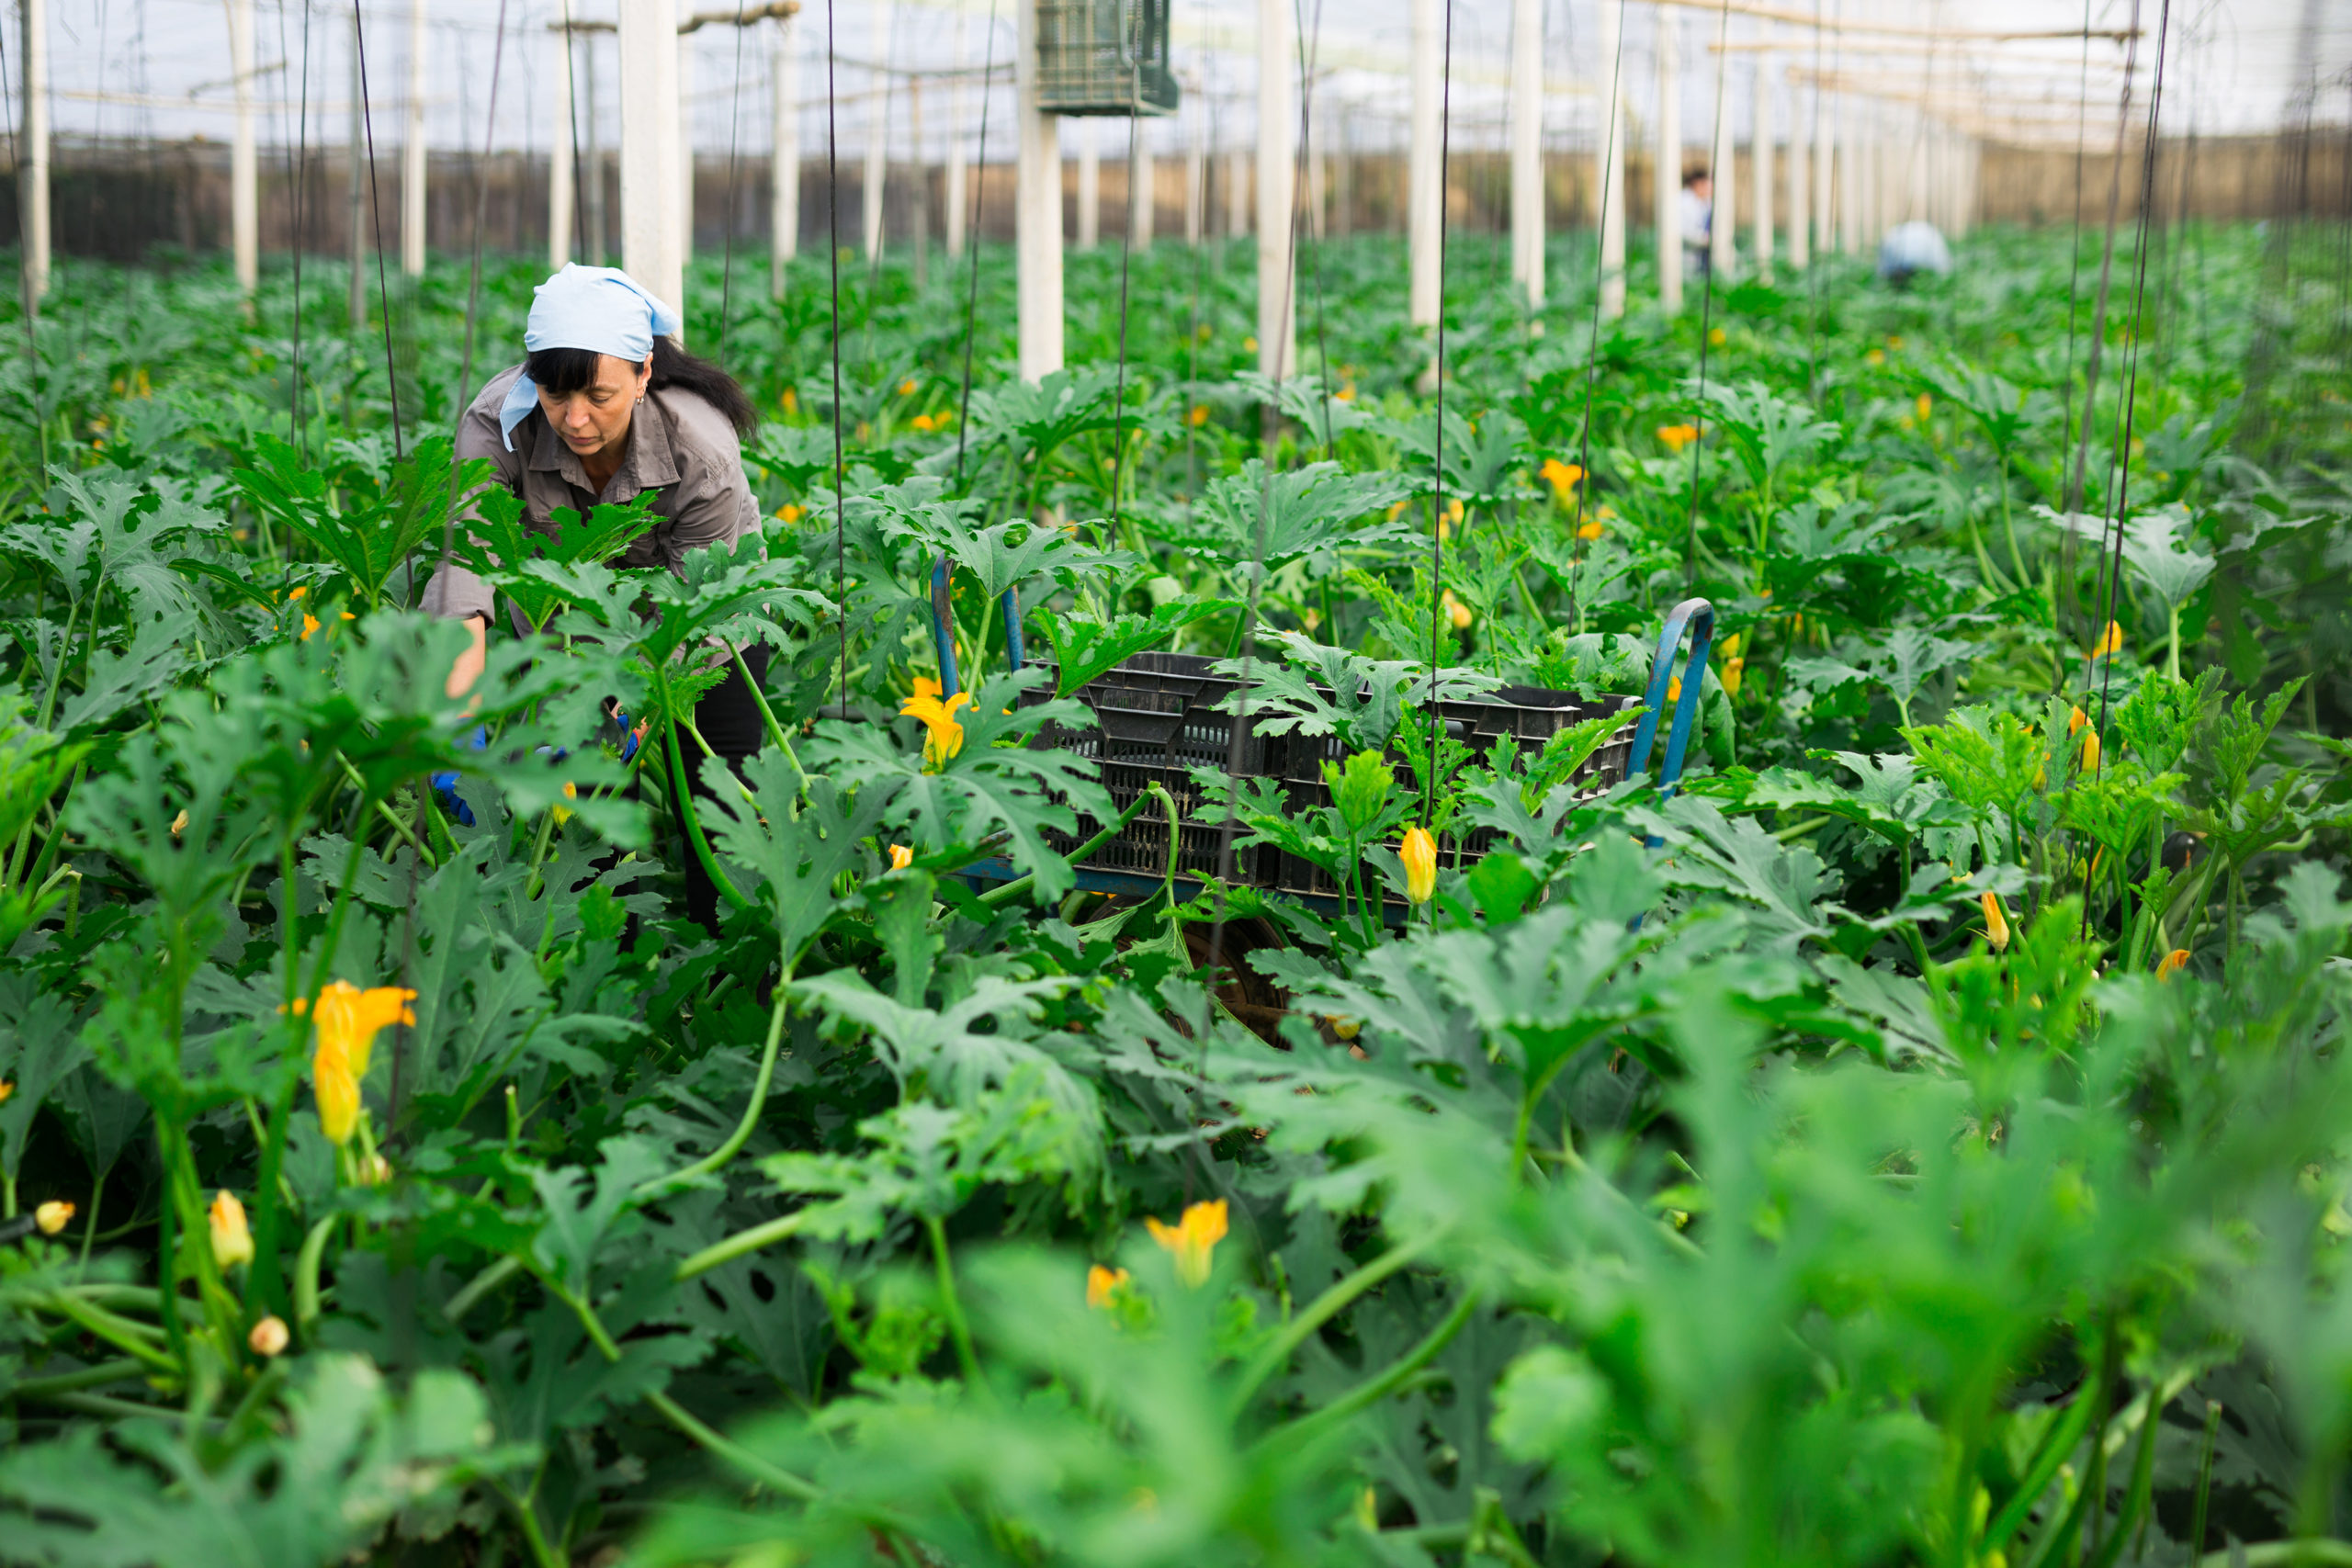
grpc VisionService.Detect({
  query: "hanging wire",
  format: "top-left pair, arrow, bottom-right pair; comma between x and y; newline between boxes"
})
351,0 -> 404,457
718,0 -> 753,358
1418,0 -> 1457,829
281,0 -> 315,459
825,0 -> 851,707
0,0 -> 39,423
2065,0 -> 2145,519
560,2 -> 590,261
2052,0 -> 2101,648
1103,71 -> 1149,536
450,1 -> 512,430
2088,0 -> 2175,739
1678,0 -> 1736,591
1293,0 -> 1336,461
1564,0 -> 1631,624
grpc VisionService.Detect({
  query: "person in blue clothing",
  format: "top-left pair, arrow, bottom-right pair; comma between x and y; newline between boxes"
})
1679,164 -> 1714,281
1879,220 -> 1955,288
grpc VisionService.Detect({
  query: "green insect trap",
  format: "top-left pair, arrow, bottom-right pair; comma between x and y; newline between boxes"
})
1035,0 -> 1180,116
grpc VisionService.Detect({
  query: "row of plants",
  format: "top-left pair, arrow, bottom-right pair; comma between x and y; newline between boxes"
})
0,222 -> 2346,1567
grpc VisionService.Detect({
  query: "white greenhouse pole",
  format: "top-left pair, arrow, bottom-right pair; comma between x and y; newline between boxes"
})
773,17 -> 799,291
19,0 -> 47,305
942,10 -> 966,258
403,0 -> 426,276
1257,0 -> 1296,379
347,12 -> 368,327
1786,70 -> 1809,269
1227,150 -> 1250,237
1407,0 -> 1441,327
1130,132 -> 1156,245
1596,0 -> 1627,321
1708,35 -> 1735,282
232,0 -> 258,294
1837,95 -> 1860,255
1077,129 -> 1099,248
1750,57 -> 1772,280
1184,141 -> 1204,243
864,4 -> 890,257
1508,0 -> 1544,306
678,24 -> 697,262
550,20 -> 576,272
1655,7 -> 1680,312
1818,89 -> 1838,255
1014,0 -> 1063,380
619,0 -> 685,330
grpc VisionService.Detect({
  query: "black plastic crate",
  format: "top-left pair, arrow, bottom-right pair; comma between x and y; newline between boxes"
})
1023,652 -> 1637,904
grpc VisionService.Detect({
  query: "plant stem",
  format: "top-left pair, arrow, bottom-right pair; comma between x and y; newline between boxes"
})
1264,1287 -> 1479,1450
1229,1229 -> 1443,1412
924,1213 -> 985,1391
636,957 -> 796,1198
977,794 -> 1152,907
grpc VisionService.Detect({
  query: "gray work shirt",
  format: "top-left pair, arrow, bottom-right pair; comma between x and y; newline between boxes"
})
420,363 -> 763,634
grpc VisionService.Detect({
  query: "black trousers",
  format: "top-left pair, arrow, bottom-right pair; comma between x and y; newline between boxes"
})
672,645 -> 771,932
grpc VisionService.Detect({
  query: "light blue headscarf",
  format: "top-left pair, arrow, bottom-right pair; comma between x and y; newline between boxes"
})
495,264 -> 684,451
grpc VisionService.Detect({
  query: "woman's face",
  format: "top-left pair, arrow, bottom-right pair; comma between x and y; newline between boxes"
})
537,353 -> 653,465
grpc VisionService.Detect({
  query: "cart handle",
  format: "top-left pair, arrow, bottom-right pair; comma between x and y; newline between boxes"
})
1625,597 -> 1714,794
930,552 -> 1027,694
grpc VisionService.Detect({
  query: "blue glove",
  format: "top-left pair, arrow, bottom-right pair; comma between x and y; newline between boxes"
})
431,727 -> 492,827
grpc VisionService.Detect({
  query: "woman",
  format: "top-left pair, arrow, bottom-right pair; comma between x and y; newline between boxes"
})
424,264 -> 766,931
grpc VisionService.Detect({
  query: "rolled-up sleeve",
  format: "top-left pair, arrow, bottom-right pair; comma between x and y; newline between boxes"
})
419,370 -> 526,623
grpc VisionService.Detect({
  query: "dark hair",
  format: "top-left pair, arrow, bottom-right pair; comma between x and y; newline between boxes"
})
522,336 -> 759,437
1682,164 -> 1711,188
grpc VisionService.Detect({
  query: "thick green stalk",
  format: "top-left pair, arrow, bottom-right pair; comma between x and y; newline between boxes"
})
635,957 -> 795,1198
673,1209 -> 813,1282
1262,1287 -> 1479,1450
1229,1229 -> 1443,1412
664,719 -> 754,914
977,794 -> 1152,908
925,1213 -> 985,1391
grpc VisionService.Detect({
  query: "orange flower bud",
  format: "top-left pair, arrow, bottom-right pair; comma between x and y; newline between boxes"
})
1981,891 -> 2010,953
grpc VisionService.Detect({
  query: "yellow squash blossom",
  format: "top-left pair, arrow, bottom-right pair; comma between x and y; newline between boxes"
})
1442,590 -> 1474,630
35,1200 -> 74,1235
2068,705 -> 2088,736
1400,826 -> 1439,905
2156,948 -> 2190,982
1708,326 -> 1727,346
901,678 -> 973,773
1147,1199 -> 1228,1287
1657,423 -> 1699,453
1086,1265 -> 1130,1309
2089,620 -> 2124,659
209,1190 -> 254,1270
0,1080 -> 13,1105
1576,516 -> 1605,541
911,413 -> 935,432
248,1315 -> 290,1357
1916,392 -> 1934,423
313,1038 -> 361,1146
775,502 -> 805,523
888,843 -> 914,871
1982,891 -> 2011,953
2079,729 -> 2101,773
1538,457 -> 1583,505
300,981 -> 418,1080
899,378 -> 920,396
1188,404 -> 1211,427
